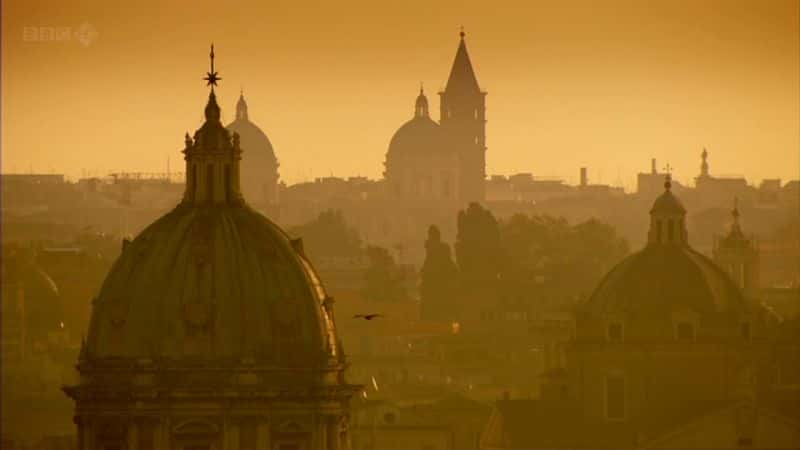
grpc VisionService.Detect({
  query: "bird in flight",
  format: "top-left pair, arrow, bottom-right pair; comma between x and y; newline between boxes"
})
354,314 -> 383,320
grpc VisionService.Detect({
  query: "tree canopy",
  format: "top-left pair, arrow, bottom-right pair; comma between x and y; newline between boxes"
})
287,209 -> 362,261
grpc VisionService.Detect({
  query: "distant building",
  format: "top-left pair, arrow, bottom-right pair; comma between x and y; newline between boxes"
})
694,147 -> 751,206
385,31 -> 487,206
481,176 -> 799,449
352,395 -> 489,450
64,48 -> 359,450
226,91 -> 280,208
713,200 -> 760,299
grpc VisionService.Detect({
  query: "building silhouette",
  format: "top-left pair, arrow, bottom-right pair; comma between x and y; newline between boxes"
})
226,90 -> 280,208
385,30 -> 487,206
714,200 -> 760,300
64,46 -> 359,450
481,176 -> 798,449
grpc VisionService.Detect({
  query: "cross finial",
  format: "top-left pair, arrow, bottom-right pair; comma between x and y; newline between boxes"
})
732,196 -> 740,220
663,163 -> 673,191
203,43 -> 221,87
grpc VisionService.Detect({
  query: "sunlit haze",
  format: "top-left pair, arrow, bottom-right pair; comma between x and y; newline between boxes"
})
2,0 -> 798,188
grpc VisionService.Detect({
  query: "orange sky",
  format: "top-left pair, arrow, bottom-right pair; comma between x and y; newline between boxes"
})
2,0 -> 798,189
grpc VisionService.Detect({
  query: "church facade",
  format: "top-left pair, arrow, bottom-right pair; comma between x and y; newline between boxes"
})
384,31 -> 487,206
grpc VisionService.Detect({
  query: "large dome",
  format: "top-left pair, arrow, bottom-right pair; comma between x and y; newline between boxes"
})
584,245 -> 746,315
85,90 -> 338,367
85,204 -> 338,364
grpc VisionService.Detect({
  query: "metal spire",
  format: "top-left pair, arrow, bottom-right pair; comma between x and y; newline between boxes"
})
203,43 -> 221,87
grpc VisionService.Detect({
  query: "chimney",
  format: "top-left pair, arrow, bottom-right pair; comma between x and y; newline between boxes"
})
580,167 -> 588,187
651,158 -> 657,174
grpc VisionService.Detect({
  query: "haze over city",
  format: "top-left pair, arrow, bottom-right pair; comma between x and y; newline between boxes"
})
2,2 -> 799,450
2,0 -> 798,187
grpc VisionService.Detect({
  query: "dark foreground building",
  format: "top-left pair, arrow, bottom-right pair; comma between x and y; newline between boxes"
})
64,46 -> 360,450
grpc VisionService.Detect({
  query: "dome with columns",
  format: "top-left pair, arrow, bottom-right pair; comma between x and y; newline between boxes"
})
386,87 -> 447,158
84,87 -> 339,364
582,176 -> 747,319
66,46 -> 358,450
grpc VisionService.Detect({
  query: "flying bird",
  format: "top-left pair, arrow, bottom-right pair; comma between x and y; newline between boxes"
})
354,314 -> 383,320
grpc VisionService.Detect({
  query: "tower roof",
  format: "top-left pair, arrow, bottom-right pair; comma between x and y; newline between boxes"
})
444,30 -> 481,94
719,198 -> 751,248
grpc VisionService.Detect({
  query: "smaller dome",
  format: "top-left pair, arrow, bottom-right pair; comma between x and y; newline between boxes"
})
387,116 -> 445,156
584,245 -> 746,315
650,189 -> 686,215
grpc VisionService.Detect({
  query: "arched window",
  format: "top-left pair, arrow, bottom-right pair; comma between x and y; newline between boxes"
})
656,220 -> 663,242
668,220 -> 674,241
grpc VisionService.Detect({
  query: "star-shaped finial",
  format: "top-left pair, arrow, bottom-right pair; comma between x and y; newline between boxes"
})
203,43 -> 221,87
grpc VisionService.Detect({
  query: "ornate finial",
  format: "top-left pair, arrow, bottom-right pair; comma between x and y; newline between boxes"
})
702,147 -> 708,159
460,26 -> 465,39
732,197 -> 740,220
203,43 -> 221,87
184,132 -> 192,148
420,82 -> 424,95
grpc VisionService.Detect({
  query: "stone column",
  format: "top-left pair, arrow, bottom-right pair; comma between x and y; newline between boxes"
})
312,415 -> 326,450
224,418 -> 240,450
82,417 -> 94,450
74,416 -> 85,450
128,420 -> 139,450
256,417 -> 270,450
326,416 -> 340,450
154,418 -> 169,450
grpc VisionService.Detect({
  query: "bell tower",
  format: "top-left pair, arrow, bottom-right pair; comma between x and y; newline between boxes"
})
439,29 -> 486,203
713,199 -> 760,299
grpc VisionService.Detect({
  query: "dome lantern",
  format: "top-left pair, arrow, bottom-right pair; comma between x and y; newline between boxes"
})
182,44 -> 244,206
415,83 -> 429,118
648,172 -> 688,245
235,88 -> 249,121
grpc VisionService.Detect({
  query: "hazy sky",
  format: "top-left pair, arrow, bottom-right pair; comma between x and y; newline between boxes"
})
2,0 -> 798,189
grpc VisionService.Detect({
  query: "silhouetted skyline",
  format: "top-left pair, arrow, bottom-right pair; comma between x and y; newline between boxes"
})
2,0 -> 798,189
